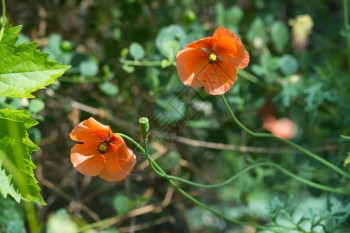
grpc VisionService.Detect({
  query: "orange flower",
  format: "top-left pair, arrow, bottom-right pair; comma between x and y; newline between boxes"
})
70,117 -> 136,182
176,26 -> 249,95
263,116 -> 297,139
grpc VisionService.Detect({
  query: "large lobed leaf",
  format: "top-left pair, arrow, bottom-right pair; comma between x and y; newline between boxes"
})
0,26 -> 69,98
0,109 -> 45,204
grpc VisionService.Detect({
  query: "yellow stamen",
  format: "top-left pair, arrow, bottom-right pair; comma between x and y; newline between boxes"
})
98,141 -> 109,153
209,52 -> 217,64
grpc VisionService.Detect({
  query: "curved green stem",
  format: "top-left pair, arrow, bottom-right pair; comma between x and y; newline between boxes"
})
221,95 -> 350,180
161,162 -> 347,194
144,141 -> 285,233
0,0 -> 6,42
118,133 -> 145,154
119,133 -> 347,194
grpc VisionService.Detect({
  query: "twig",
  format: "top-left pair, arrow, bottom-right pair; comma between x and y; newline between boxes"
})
118,216 -> 175,233
175,135 -> 339,154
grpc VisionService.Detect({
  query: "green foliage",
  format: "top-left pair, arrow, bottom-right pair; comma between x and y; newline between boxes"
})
0,25 -> 68,204
0,109 -> 44,204
280,54 -> 299,76
129,42 -> 145,60
0,198 -> 25,233
3,0 -> 350,232
271,21 -> 289,53
0,26 -> 69,98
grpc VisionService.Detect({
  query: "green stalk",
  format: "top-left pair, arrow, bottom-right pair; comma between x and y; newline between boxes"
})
221,95 -> 350,180
162,162 -> 347,194
144,142 -> 285,233
0,0 -> 6,42
119,133 -> 347,194
343,0 -> 350,69
119,58 -> 164,67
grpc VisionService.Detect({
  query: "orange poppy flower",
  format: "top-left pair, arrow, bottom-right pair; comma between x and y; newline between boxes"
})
176,26 -> 249,95
70,117 -> 136,182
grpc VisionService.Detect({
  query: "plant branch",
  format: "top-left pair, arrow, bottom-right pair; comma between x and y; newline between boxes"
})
144,141 -> 286,233
221,94 -> 350,180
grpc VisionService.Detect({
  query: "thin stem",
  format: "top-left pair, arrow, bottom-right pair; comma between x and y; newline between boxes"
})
118,133 -> 145,154
221,95 -> 350,180
343,0 -> 350,69
119,58 -> 164,67
0,0 -> 6,42
119,133 -> 347,194
162,162 -> 347,194
144,142 -> 285,233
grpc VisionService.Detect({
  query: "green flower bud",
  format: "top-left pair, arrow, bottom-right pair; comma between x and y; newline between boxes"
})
139,117 -> 149,142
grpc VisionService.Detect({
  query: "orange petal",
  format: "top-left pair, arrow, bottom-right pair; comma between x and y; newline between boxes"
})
70,117 -> 110,143
99,145 -> 136,182
71,149 -> 105,176
202,61 -> 237,95
213,27 -> 249,69
185,37 -> 214,49
71,143 -> 98,157
176,47 -> 208,87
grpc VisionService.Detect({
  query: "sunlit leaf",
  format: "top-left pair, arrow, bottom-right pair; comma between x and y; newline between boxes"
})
0,26 -> 69,98
0,109 -> 45,204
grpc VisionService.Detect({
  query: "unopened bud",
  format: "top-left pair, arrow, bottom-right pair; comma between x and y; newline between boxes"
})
139,117 -> 149,142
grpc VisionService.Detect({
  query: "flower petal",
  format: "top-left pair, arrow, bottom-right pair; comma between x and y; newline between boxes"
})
71,149 -> 105,176
213,27 -> 249,69
202,61 -> 237,95
70,117 -> 110,143
71,143 -> 98,157
176,37 -> 216,88
176,47 -> 209,87
99,145 -> 136,182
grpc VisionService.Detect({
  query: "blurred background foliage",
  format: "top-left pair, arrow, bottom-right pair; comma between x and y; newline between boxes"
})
1,0 -> 350,232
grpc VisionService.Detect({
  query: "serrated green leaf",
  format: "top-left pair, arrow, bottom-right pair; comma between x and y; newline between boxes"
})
0,109 -> 45,205
0,26 -> 69,98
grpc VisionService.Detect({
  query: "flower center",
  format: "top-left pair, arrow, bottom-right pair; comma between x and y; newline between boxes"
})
208,52 -> 217,64
98,141 -> 109,153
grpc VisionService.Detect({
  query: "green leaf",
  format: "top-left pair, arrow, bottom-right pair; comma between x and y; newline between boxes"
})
156,25 -> 185,60
99,81 -> 119,96
280,54 -> 299,76
271,21 -> 290,53
215,2 -> 225,27
79,59 -> 99,77
226,6 -> 244,26
129,42 -> 145,60
0,198 -> 25,233
247,17 -> 266,43
113,194 -> 131,215
0,26 -> 70,98
28,99 -> 45,113
46,209 -> 79,233
0,109 -> 45,204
